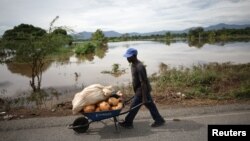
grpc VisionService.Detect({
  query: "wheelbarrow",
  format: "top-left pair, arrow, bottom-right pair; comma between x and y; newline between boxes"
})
68,95 -> 144,133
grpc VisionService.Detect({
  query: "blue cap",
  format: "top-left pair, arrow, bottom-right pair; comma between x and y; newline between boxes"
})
123,48 -> 138,58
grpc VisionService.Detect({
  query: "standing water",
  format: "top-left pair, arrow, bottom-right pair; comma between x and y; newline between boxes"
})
0,41 -> 250,98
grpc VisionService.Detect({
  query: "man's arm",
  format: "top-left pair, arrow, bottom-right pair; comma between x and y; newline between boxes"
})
138,65 -> 150,103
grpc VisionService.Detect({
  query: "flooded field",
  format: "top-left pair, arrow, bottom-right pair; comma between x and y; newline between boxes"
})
1,41 -> 250,98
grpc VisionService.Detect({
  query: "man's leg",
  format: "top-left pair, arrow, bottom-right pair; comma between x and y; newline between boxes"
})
119,95 -> 142,129
124,95 -> 142,124
144,95 -> 165,127
144,101 -> 164,121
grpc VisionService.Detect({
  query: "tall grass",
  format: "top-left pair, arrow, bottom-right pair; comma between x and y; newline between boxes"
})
151,62 -> 250,100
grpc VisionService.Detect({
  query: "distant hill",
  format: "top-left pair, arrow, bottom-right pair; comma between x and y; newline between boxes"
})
72,30 -> 122,40
71,23 -> 250,40
72,31 -> 92,40
104,31 -> 122,37
204,23 -> 250,31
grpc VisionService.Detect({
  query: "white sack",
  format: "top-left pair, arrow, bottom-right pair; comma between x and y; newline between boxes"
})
72,84 -> 113,114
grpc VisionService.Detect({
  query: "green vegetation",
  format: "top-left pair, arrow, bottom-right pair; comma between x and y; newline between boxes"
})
2,24 -> 46,41
101,63 -> 126,77
112,63 -> 120,73
188,27 -> 250,46
74,29 -> 108,55
75,42 -> 96,55
107,27 -> 250,47
151,62 -> 250,100
185,27 -> 250,47
189,27 -> 250,40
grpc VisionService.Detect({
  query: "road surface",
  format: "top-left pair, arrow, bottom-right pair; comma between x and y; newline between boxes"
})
0,104 -> 250,141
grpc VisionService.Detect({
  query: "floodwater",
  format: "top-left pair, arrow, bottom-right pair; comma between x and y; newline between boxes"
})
1,41 -> 250,97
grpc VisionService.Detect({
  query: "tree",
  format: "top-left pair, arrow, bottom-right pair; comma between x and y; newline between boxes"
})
121,33 -> 129,41
1,17 -> 71,92
2,24 -> 46,41
52,28 -> 67,35
91,29 -> 108,46
207,31 -> 216,43
165,32 -> 172,40
2,27 -> 48,91
188,27 -> 204,41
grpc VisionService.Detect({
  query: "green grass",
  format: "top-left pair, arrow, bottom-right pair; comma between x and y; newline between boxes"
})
151,62 -> 250,100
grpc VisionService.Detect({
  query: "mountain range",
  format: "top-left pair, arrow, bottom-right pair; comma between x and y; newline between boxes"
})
72,23 -> 250,40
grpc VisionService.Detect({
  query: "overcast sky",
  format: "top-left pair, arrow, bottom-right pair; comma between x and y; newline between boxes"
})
0,0 -> 250,35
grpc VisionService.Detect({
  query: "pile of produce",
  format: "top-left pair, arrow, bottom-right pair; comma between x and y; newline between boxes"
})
72,83 -> 125,114
83,96 -> 123,113
72,84 -> 115,114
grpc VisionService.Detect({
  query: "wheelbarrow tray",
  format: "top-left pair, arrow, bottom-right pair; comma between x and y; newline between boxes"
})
69,95 -> 145,133
69,109 -> 123,133
82,109 -> 122,121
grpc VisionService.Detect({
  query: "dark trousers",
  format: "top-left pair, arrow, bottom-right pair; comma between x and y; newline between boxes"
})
124,94 -> 164,125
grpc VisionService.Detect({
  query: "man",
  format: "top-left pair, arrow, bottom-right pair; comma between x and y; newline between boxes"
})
119,48 -> 165,129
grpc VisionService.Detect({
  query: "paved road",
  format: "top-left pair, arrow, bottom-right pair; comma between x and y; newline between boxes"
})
0,104 -> 250,141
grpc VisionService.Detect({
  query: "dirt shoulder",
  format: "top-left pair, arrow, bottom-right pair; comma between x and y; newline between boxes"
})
1,98 -> 250,121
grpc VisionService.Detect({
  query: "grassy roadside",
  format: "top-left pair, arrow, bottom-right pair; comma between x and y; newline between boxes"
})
150,62 -> 250,101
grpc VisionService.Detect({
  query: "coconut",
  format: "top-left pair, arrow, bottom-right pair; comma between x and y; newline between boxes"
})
98,101 -> 110,111
108,97 -> 119,106
83,104 -> 96,113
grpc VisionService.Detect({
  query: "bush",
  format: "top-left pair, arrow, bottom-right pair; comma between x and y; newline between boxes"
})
75,42 -> 95,55
232,87 -> 250,99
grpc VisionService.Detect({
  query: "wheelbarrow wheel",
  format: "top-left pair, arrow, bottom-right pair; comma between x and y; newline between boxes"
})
72,117 -> 89,133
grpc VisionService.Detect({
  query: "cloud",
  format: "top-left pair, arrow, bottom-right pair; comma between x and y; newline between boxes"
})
0,0 -> 250,35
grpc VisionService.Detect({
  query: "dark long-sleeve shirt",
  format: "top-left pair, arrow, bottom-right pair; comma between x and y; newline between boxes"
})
131,61 -> 152,97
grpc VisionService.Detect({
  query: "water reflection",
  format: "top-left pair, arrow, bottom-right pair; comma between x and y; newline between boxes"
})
188,40 -> 206,48
0,88 -> 62,110
75,53 -> 95,62
74,45 -> 108,62
187,38 -> 250,48
161,38 -> 250,48
0,85 -> 85,111
52,52 -> 74,65
26,88 -> 61,108
6,62 -> 51,77
95,46 -> 108,59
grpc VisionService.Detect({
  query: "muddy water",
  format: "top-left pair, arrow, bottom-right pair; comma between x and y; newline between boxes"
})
1,41 -> 250,98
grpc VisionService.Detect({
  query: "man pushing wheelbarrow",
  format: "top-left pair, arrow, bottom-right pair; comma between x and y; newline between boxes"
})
69,48 -> 165,133
119,48 -> 165,129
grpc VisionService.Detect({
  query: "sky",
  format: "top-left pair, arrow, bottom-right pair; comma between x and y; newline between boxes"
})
0,0 -> 250,35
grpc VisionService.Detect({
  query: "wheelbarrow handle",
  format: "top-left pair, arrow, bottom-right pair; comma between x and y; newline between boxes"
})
123,96 -> 152,105
119,101 -> 151,116
123,96 -> 134,104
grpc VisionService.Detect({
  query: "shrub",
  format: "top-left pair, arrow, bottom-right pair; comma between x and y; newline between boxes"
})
75,42 -> 95,55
